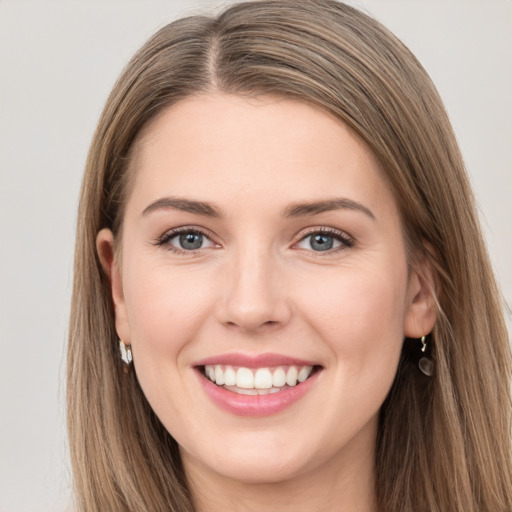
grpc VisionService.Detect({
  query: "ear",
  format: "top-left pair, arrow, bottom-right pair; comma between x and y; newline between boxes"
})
96,228 -> 131,344
403,252 -> 438,338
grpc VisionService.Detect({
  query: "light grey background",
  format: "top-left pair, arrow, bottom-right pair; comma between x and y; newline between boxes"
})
1,1 -> 510,511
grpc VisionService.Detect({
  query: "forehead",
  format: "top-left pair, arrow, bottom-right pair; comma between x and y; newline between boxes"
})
126,93 -> 396,218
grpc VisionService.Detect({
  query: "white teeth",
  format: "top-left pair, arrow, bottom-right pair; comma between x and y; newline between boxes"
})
298,366 -> 313,383
254,368 -> 273,389
286,366 -> 298,387
224,366 -> 237,386
204,364 -> 316,390
225,385 -> 285,395
227,386 -> 258,395
272,367 -> 286,387
236,367 -> 254,389
215,365 -> 225,385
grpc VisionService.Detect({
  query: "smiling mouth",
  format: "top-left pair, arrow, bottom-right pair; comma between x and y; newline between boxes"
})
201,364 -> 321,395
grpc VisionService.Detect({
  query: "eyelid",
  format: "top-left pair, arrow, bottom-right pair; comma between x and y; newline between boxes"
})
293,226 -> 355,252
154,225 -> 219,253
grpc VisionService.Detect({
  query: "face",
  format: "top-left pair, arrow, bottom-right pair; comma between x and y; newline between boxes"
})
98,93 -> 434,488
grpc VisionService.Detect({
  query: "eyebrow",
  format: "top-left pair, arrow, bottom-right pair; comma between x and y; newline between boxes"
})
141,197 -> 223,218
141,196 -> 375,221
283,198 -> 375,220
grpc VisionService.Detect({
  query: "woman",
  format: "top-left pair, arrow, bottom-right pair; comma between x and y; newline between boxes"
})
67,1 -> 512,510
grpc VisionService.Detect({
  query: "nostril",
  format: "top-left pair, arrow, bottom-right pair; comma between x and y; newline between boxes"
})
223,317 -> 282,332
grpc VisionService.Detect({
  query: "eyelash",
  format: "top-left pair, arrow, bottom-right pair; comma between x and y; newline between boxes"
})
154,226 -> 217,254
297,227 -> 355,253
154,226 -> 355,254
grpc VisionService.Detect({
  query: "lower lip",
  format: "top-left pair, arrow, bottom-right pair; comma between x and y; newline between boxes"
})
196,369 -> 321,417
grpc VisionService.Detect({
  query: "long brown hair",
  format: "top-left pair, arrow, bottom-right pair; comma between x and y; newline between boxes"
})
68,1 -> 512,510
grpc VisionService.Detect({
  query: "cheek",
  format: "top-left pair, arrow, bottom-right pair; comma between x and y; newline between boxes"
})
298,262 -> 408,368
295,264 -> 408,439
122,259 -> 216,357
120,260 -> 219,435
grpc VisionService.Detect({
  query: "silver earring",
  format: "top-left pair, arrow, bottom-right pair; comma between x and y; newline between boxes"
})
119,340 -> 133,371
418,335 -> 434,376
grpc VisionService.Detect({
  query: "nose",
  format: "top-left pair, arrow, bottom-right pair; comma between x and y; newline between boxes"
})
216,246 -> 291,333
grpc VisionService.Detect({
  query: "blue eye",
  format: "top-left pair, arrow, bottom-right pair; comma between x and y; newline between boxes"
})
296,230 -> 353,252
157,229 -> 216,252
176,232 -> 204,250
309,233 -> 335,251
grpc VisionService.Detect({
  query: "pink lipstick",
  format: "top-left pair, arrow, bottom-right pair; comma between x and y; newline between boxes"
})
194,353 -> 322,417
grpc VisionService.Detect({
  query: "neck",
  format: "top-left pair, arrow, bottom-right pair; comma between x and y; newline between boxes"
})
182,423 -> 379,512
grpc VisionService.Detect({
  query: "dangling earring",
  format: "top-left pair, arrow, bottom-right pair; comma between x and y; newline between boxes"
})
418,335 -> 434,376
119,340 -> 133,373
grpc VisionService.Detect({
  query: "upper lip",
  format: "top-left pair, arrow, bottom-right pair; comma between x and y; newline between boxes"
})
193,352 -> 320,368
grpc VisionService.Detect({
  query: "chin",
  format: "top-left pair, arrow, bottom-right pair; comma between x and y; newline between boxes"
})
212,455 -> 309,485
181,431 -> 325,486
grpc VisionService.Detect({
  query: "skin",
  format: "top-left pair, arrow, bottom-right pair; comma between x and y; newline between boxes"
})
98,93 -> 436,511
